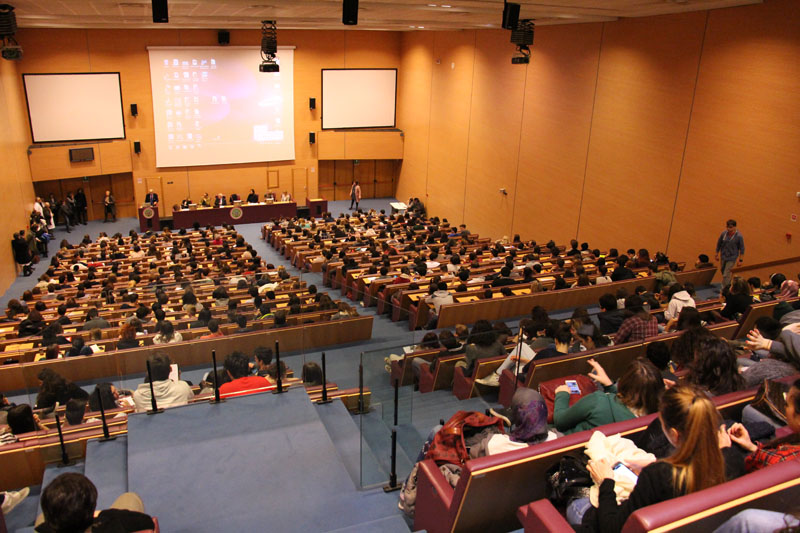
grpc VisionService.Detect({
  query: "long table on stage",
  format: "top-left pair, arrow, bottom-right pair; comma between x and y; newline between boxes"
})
172,202 -> 296,229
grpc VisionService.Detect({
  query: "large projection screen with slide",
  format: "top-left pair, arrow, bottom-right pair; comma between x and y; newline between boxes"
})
23,73 -> 125,143
322,69 -> 397,130
148,46 -> 295,168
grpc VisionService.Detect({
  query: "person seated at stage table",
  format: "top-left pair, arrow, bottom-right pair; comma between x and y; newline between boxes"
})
214,193 -> 227,207
280,191 -> 292,202
229,191 -> 240,202
264,191 -> 276,202
132,352 -> 194,412
218,351 -> 272,398
246,189 -> 259,203
35,473 -> 154,533
180,197 -> 191,209
200,192 -> 211,207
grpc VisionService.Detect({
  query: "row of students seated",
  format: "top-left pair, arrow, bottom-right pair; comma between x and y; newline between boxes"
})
403,318 -> 800,531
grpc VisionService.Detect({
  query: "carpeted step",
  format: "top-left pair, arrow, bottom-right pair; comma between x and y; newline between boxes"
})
35,461 -> 85,519
83,436 -> 129,510
359,408 -> 415,484
315,400 -> 385,488
323,513 -> 412,533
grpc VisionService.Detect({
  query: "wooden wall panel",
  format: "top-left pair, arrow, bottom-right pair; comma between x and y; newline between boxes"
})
462,30 -> 525,238
511,23 -> 602,244
375,160 -> 397,198
29,144 -> 102,181
354,160 -> 376,198
424,31 -> 476,224
317,131 -> 346,159
668,0 -> 800,266
98,141 -> 133,175
0,58 -> 35,292
396,32 -> 434,204
344,31 -> 401,69
334,161 -> 355,200
317,161 -> 334,201
187,165 -> 267,200
577,13 -> 707,253
344,131 -> 404,160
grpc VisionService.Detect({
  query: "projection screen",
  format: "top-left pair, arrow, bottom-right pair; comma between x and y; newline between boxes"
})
322,69 -> 397,130
148,46 -> 295,168
23,73 -> 125,143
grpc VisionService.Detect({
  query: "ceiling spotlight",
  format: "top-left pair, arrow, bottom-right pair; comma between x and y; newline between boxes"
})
0,4 -> 22,61
259,20 -> 279,72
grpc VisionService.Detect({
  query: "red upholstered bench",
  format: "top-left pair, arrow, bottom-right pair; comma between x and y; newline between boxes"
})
517,459 -> 800,533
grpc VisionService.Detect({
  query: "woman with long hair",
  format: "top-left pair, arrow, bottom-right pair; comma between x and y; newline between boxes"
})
575,384 -> 728,531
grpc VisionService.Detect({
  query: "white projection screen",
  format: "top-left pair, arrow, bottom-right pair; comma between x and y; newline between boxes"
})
23,73 -> 125,143
322,69 -> 397,130
147,46 -> 295,168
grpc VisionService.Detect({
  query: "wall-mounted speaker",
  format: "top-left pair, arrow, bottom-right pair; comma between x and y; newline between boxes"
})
152,0 -> 168,23
133,141 -> 141,154
130,103 -> 138,117
309,97 -> 316,110
309,132 -> 316,144
218,30 -> 230,45
342,0 -> 358,25
502,2 -> 520,30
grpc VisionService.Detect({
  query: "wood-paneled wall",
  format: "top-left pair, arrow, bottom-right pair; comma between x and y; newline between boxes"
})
397,0 -> 800,267
0,59 -> 36,291
318,159 -> 399,201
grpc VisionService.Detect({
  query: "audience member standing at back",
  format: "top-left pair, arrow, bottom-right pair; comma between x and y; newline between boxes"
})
715,219 -> 744,289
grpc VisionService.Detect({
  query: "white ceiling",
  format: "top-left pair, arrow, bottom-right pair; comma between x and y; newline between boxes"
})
7,0 -> 761,31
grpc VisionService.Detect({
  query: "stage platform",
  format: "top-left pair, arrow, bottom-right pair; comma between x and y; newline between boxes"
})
126,387 -> 403,532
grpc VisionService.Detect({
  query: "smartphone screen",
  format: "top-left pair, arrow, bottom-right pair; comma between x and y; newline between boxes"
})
565,379 -> 581,395
613,462 -> 639,484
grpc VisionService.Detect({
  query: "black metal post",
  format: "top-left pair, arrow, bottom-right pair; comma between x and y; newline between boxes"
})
513,327 -> 524,395
97,392 -> 115,442
392,378 -> 399,426
357,356 -> 366,414
273,339 -> 286,394
317,352 -> 332,404
383,428 -> 400,492
210,349 -> 224,404
54,413 -> 74,466
146,360 -> 164,415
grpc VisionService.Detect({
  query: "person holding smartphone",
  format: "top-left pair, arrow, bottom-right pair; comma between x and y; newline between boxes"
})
572,385 -> 729,532
553,358 -> 663,435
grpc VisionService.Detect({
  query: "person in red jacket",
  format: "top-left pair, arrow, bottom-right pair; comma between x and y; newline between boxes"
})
218,351 -> 273,398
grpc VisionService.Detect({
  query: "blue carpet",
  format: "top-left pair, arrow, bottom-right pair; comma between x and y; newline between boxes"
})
83,437 -> 129,511
126,387 -> 406,532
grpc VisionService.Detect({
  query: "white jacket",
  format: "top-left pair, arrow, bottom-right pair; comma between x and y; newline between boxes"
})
664,290 -> 695,321
426,290 -> 454,314
133,379 -> 194,412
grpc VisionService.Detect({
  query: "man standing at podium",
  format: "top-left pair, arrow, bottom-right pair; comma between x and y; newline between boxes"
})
144,188 -> 159,206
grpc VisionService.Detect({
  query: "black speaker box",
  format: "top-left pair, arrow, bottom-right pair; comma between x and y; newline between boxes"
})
309,97 -> 316,110
502,2 -> 520,30
342,0 -> 358,25
152,0 -> 168,23
130,103 -> 138,116
309,132 -> 316,144
133,141 -> 141,154
218,30 -> 230,45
